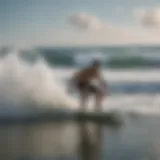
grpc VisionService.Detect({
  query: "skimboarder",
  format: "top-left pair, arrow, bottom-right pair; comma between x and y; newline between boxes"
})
70,59 -> 107,112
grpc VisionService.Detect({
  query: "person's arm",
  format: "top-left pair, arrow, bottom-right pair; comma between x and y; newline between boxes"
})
97,71 -> 108,95
67,71 -> 80,92
71,70 -> 80,83
96,70 -> 104,83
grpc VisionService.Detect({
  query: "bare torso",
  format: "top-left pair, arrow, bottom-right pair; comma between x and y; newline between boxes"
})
74,67 -> 100,84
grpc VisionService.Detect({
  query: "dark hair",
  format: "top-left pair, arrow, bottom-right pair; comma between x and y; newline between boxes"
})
92,59 -> 101,66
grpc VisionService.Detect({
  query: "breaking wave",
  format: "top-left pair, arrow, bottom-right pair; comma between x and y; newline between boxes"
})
0,50 -> 77,116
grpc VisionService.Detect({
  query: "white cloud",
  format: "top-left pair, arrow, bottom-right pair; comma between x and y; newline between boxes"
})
67,12 -> 104,30
64,12 -> 160,46
135,8 -> 160,28
3,12 -> 160,48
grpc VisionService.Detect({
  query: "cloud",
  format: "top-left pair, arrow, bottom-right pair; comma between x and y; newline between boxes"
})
67,12 -> 104,30
65,12 -> 160,45
3,12 -> 160,48
135,8 -> 160,28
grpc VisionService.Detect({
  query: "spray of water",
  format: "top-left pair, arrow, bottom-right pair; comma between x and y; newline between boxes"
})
0,50 -> 78,111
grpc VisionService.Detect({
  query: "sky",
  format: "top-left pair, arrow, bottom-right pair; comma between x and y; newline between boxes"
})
1,0 -> 160,47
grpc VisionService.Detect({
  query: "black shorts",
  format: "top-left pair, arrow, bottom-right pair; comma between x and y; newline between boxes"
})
76,81 -> 99,94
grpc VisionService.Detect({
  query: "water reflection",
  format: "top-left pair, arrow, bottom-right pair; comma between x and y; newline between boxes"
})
78,123 -> 103,160
0,122 -> 104,160
1,116 -> 160,160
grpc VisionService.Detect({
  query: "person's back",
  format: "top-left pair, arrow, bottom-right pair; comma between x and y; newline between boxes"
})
74,65 -> 100,84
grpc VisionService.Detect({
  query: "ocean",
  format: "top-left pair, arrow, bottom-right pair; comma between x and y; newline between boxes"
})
0,46 -> 160,160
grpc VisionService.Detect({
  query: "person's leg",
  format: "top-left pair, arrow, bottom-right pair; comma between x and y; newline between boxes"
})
76,82 -> 88,111
94,90 -> 104,112
89,85 -> 104,112
79,90 -> 89,112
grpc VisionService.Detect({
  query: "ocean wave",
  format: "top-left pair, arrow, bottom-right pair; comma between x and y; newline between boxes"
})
0,49 -> 160,117
37,47 -> 160,68
2,47 -> 160,68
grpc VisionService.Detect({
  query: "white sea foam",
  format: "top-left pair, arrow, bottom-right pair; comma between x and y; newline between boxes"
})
0,50 -> 77,113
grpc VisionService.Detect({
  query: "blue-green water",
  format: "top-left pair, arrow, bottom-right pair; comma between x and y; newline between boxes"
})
37,46 -> 160,68
2,46 -> 160,68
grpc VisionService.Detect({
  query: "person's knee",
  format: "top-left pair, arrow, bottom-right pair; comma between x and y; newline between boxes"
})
96,90 -> 104,99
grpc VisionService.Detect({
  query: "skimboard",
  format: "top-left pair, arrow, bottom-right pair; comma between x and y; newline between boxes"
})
0,109 -> 122,127
73,111 -> 122,126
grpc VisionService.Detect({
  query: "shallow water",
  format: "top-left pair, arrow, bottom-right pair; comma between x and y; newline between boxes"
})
1,115 -> 160,160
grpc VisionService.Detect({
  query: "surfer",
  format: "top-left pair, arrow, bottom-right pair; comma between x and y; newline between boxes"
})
70,59 -> 107,112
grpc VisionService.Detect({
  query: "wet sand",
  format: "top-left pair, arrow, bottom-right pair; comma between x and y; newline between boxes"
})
0,114 -> 160,160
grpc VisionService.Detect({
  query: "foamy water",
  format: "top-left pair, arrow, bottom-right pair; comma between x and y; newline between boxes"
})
0,51 -> 77,112
0,50 -> 160,116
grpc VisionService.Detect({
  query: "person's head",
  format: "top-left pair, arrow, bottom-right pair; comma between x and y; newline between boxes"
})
91,59 -> 101,69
